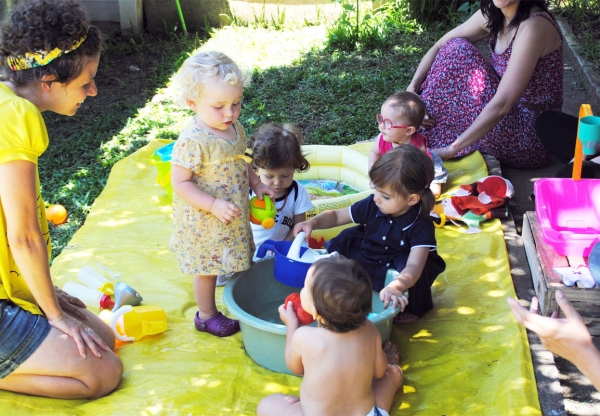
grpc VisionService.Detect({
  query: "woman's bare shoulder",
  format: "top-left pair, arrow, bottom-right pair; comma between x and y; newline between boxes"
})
515,14 -> 561,55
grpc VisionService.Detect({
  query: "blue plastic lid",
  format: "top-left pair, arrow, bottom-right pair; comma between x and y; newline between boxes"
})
154,142 -> 175,162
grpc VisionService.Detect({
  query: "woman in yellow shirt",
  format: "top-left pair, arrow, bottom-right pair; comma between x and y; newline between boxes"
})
0,0 -> 122,398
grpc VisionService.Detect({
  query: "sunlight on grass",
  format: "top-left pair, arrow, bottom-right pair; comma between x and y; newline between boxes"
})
202,26 -> 329,70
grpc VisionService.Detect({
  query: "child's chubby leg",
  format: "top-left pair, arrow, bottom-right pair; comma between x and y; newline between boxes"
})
193,275 -> 239,337
373,341 -> 403,412
257,393 -> 303,416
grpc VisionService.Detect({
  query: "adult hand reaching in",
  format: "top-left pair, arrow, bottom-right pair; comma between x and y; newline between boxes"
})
508,290 -> 600,391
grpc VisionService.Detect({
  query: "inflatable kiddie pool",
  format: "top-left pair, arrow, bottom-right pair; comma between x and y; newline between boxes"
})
295,145 -> 372,241
150,143 -> 373,241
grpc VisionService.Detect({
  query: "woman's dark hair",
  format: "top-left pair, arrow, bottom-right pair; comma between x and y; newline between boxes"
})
370,144 -> 435,217
0,0 -> 102,86
311,256 -> 372,333
249,123 -> 310,172
480,0 -> 554,37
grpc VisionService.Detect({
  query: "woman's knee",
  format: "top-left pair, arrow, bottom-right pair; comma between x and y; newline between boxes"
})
86,352 -> 123,399
440,38 -> 478,58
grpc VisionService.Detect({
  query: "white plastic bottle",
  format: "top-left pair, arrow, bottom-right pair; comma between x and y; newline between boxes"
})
78,265 -> 114,295
63,281 -> 115,310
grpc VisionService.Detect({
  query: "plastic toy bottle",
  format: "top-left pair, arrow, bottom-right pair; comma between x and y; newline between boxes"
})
62,281 -> 115,310
249,195 -> 276,229
78,265 -> 114,295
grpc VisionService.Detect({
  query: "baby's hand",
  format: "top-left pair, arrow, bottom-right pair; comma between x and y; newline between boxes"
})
210,198 -> 241,224
293,221 -> 313,241
253,182 -> 275,200
279,301 -> 300,327
380,280 -> 409,311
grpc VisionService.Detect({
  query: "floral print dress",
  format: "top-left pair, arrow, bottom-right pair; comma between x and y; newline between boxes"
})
170,119 -> 255,275
419,13 -> 563,169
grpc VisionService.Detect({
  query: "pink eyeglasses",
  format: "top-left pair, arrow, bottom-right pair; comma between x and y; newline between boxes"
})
376,114 -> 410,130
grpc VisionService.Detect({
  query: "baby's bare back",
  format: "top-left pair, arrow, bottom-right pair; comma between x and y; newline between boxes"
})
298,322 -> 382,416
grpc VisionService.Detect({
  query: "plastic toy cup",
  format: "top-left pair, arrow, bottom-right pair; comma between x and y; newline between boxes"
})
109,305 -> 168,342
578,116 -> 600,155
249,195 -> 276,229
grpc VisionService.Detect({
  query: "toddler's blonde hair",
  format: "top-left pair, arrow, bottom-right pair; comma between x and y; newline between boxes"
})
171,50 -> 249,106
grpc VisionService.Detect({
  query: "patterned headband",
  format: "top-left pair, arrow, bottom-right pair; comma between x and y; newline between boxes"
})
6,34 -> 87,71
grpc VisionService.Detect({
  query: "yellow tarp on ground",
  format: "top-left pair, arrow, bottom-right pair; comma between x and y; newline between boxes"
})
1,140 -> 540,415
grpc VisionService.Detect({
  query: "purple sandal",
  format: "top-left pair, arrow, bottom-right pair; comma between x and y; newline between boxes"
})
194,311 -> 240,337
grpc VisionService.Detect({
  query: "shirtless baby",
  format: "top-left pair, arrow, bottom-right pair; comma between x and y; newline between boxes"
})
257,256 -> 403,416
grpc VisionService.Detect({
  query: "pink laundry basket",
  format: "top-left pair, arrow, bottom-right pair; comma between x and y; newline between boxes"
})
534,178 -> 600,257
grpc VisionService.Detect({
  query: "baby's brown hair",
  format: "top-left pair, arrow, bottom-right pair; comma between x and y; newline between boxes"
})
370,144 -> 435,217
249,123 -> 310,172
384,91 -> 426,128
311,256 -> 372,333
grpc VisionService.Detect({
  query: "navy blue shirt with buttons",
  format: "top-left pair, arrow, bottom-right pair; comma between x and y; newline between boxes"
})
328,195 -> 445,315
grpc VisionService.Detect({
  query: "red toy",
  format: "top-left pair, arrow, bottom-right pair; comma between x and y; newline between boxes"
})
308,236 -> 325,249
284,293 -> 315,325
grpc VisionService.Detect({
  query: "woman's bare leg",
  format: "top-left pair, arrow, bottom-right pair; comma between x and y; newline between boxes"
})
0,307 -> 123,399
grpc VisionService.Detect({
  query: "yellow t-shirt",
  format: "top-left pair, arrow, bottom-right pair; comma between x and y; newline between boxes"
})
0,82 -> 50,315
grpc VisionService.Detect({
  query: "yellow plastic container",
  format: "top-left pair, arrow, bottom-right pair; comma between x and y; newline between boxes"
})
149,142 -> 174,199
108,305 -> 168,342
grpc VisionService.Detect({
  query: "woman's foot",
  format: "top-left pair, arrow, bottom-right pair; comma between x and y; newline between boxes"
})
194,311 -> 240,337
393,311 -> 419,324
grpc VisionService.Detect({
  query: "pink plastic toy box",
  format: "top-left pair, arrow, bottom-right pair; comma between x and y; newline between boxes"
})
534,178 -> 600,257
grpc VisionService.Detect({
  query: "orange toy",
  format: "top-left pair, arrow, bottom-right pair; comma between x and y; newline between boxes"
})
46,204 -> 68,225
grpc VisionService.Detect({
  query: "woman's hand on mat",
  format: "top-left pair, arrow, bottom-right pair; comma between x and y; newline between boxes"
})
55,286 -> 88,320
48,313 -> 109,359
210,198 -> 241,225
380,280 -> 409,311
431,145 -> 458,161
508,291 -> 596,366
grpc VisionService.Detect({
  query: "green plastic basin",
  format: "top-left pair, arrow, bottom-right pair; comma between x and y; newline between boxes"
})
223,257 -> 400,375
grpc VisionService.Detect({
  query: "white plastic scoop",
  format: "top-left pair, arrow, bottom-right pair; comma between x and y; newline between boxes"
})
288,231 -> 338,263
287,231 -> 307,261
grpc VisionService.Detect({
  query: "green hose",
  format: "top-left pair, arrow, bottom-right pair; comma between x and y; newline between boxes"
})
173,0 -> 188,33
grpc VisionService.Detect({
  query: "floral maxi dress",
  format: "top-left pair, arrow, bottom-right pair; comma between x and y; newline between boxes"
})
419,13 -> 563,169
170,119 -> 255,275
